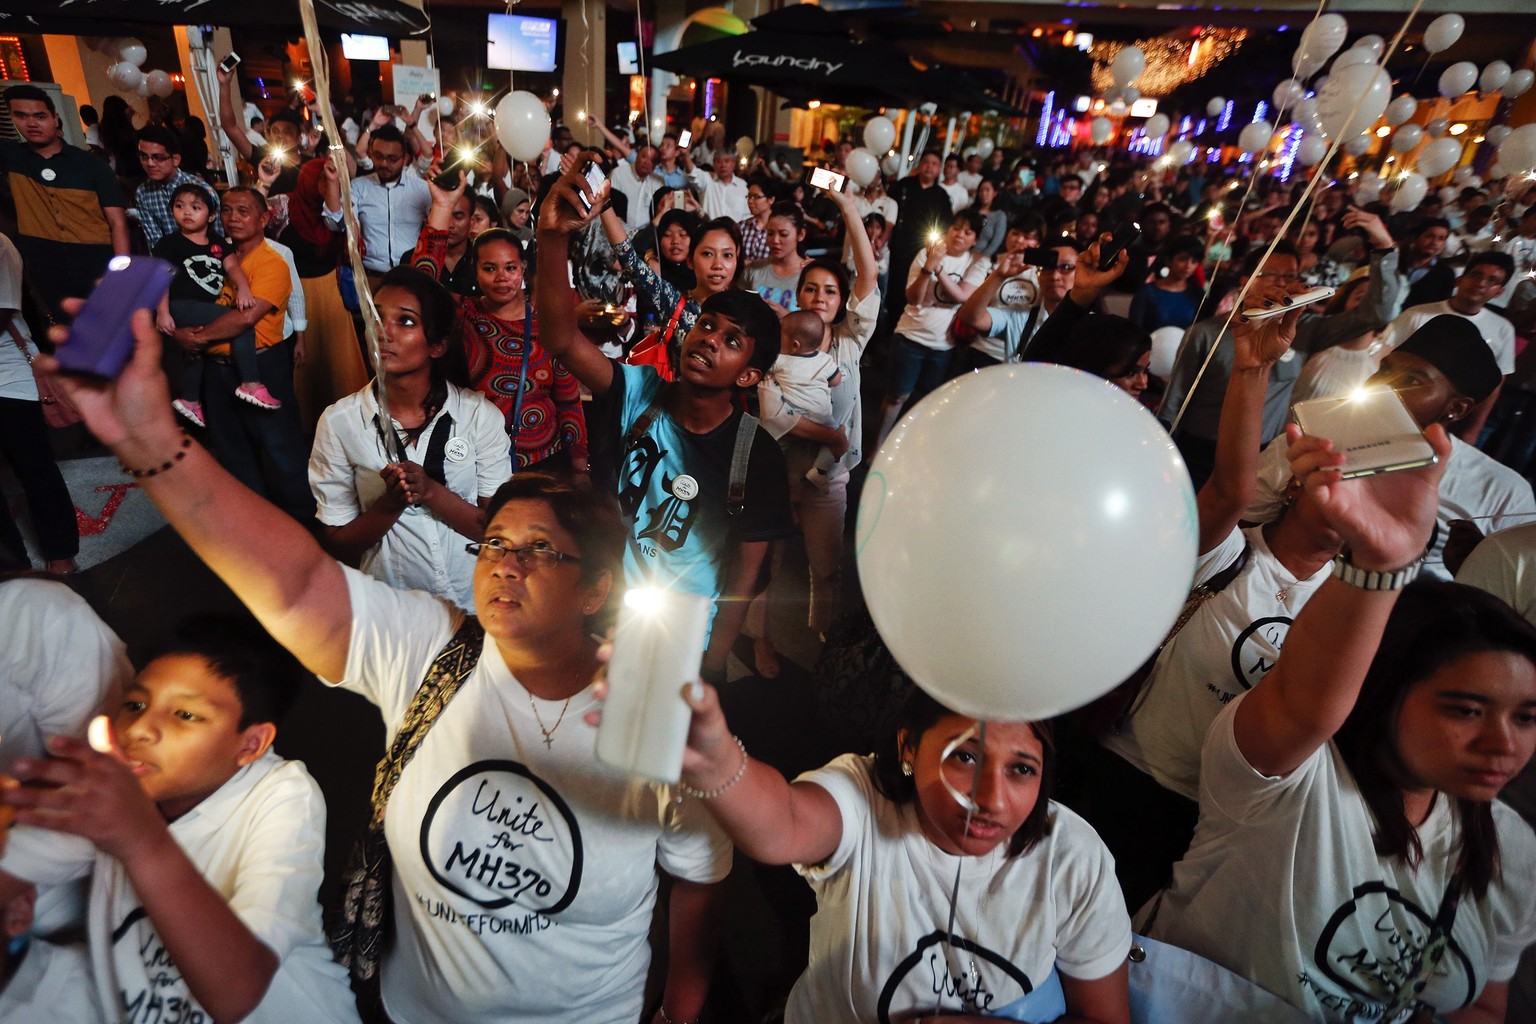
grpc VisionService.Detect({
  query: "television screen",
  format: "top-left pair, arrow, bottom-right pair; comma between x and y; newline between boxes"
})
341,34 -> 390,62
617,41 -> 640,76
488,14 -> 558,73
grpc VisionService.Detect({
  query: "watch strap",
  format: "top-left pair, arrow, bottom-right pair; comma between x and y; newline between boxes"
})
1332,552 -> 1423,591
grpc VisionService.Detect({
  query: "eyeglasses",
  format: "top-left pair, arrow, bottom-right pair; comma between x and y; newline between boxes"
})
138,150 -> 173,163
465,539 -> 582,569
747,191 -> 768,201
1048,263 -> 1078,275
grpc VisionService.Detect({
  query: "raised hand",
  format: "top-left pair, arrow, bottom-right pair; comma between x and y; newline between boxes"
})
1232,278 -> 1304,370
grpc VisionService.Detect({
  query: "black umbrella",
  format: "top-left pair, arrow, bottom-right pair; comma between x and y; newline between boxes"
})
0,0 -> 428,36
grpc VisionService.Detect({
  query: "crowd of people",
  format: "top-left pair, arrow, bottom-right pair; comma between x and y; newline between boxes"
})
2,52 -> 1536,1024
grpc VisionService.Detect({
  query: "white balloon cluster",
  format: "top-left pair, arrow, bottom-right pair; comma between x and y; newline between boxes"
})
103,37 -> 176,99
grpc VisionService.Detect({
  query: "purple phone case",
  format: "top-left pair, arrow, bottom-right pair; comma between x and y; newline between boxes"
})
56,257 -> 177,379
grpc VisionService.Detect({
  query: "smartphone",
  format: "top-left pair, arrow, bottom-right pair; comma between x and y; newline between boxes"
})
432,165 -> 464,192
671,189 -> 687,207
1292,386 -> 1437,479
57,257 -> 176,379
419,92 -> 436,105
678,129 -> 693,148
1097,221 -> 1142,272
810,166 -> 848,193
1022,247 -> 1060,270
1241,285 -> 1335,321
218,52 -> 241,74
596,588 -> 712,783
1018,168 -> 1036,187
576,160 -> 608,214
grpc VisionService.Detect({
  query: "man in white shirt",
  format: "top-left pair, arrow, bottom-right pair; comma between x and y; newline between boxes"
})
955,235 -> 1073,371
956,153 -> 984,202
939,154 -> 970,214
609,145 -> 663,236
1502,207 -> 1536,317
322,124 -> 430,284
690,151 -> 750,222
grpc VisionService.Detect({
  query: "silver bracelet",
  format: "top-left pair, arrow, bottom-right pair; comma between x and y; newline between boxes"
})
657,1006 -> 698,1024
679,735 -> 748,800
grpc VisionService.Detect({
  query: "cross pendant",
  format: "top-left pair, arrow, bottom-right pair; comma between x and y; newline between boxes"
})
542,734 -> 554,749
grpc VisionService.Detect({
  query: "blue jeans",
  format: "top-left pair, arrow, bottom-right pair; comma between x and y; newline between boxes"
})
885,334 -> 953,402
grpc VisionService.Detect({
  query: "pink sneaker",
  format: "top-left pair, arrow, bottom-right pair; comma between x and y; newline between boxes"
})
235,382 -> 282,410
172,399 -> 205,428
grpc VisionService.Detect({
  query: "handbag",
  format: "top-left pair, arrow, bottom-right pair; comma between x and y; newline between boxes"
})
330,616 -> 485,1015
5,318 -> 82,428
624,296 -> 687,382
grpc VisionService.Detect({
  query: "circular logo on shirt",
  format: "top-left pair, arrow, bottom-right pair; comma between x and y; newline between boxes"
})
419,760 -> 584,914
876,931 -> 1038,1023
1229,616 -> 1293,694
996,275 -> 1038,309
1311,881 -> 1475,1013
671,474 -> 700,501
40,168 -> 56,182
444,437 -> 470,463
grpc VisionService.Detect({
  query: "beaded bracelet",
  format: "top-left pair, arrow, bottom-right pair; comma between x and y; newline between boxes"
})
120,432 -> 193,478
657,1006 -> 698,1024
678,735 -> 748,801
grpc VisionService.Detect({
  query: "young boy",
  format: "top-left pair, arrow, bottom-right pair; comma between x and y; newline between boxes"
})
536,161 -> 792,681
0,618 -> 360,1024
153,183 -> 281,427
764,310 -> 844,491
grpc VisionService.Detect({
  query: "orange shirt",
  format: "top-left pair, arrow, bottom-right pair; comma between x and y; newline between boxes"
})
211,240 -> 289,353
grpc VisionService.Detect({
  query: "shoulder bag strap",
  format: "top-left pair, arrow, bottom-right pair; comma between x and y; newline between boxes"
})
420,412 -> 456,487
727,412 -> 758,516
622,383 -> 671,453
507,298 -> 533,453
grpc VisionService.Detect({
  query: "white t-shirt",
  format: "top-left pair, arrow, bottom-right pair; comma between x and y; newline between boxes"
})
895,251 -> 992,350
309,384 -> 511,612
1103,526 -> 1332,801
0,754 -> 360,1024
1244,434 -> 1535,580
1457,521 -> 1536,625
941,180 -> 970,214
331,569 -> 733,1024
1146,696 -> 1536,1023
0,232 -> 40,401
1378,300 -> 1516,375
609,161 -> 663,235
688,170 -> 750,223
784,754 -> 1131,1023
0,939 -> 102,1024
766,350 -> 839,425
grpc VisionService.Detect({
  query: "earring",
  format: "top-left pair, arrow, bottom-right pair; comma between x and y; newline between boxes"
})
900,760 -> 913,777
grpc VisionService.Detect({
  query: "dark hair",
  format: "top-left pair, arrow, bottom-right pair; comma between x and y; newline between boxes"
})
79,104 -> 99,125
1336,580 -> 1536,899
1058,173 -> 1084,189
1464,251 -> 1515,285
1009,213 -> 1045,238
698,289 -> 780,373
369,123 -> 406,149
1165,236 -> 1206,263
766,201 -> 805,234
951,209 -> 985,237
690,217 -> 746,289
1057,313 -> 1152,380
4,84 -> 54,113
375,267 -> 469,421
470,227 -> 525,266
654,209 -> 700,258
222,185 -> 267,212
1142,201 -> 1173,220
796,257 -> 853,324
170,182 -> 216,214
483,470 -> 626,598
471,194 -> 504,230
861,212 -> 888,232
1410,217 -> 1452,238
1242,240 -> 1299,277
1327,274 -> 1372,315
267,110 -> 304,132
136,125 -> 180,155
871,687 -> 1056,857
150,615 -> 304,728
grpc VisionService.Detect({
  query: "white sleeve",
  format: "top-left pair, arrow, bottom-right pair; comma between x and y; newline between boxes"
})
656,788 -> 734,884
1377,310 -> 1413,353
328,566 -> 460,727
755,376 -> 798,441
283,251 -> 307,332
962,255 -> 993,286
1050,811 -> 1134,981
309,407 -> 363,528
0,825 -> 94,887
838,286 -> 881,356
791,753 -> 875,881
1456,530 -> 1531,620
226,762 -> 330,961
1193,525 -> 1246,586
1198,693 -> 1327,826
468,395 -> 513,499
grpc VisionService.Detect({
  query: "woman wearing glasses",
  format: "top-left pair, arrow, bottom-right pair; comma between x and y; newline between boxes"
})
31,290 -> 732,1024
309,267 -> 511,611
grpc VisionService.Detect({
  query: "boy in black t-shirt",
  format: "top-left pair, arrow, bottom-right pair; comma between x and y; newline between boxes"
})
152,183 -> 277,427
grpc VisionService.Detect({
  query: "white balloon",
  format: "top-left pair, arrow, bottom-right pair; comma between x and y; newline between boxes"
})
881,152 -> 901,176
1122,87 -> 1141,104
1206,96 -> 1226,118
1089,117 -> 1113,145
109,62 -> 144,93
856,365 -> 1196,721
1273,79 -> 1306,111
845,147 -> 880,188
1317,63 -> 1390,141
437,97 -> 455,117
1506,70 -> 1535,99
1293,96 -> 1323,133
1333,47 -> 1374,71
1490,163 -> 1507,181
493,90 -> 551,162
1453,166 -> 1472,183
976,137 -> 996,158
1499,124 -> 1536,174
1391,124 -> 1423,153
1466,174 -> 1484,188
118,39 -> 147,68
1168,140 -> 1195,165
1438,61 -> 1477,99
1297,134 -> 1330,166
1354,176 -> 1383,202
1144,113 -> 1170,139
1149,327 -> 1183,381
1313,74 -> 1330,94
1439,185 -> 1459,203
1425,118 -> 1449,138
1480,61 -> 1512,94
1385,95 -> 1418,127
145,70 -> 174,99
1344,133 -> 1374,157
863,115 -> 896,155
1417,137 -> 1464,178
1112,46 -> 1146,87
1292,13 -> 1349,76
1356,34 -> 1385,57
1390,171 -> 1428,213
1422,13 -> 1464,55
1239,120 -> 1274,155
1487,125 -> 1513,147
135,79 -> 150,98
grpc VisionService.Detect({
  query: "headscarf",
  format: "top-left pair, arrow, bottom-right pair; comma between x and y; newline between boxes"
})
286,158 -> 347,264
500,188 -> 533,244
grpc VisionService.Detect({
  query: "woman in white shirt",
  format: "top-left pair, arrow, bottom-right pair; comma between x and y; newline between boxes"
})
1145,421 -> 1536,1023
310,267 -> 512,611
671,682 -> 1132,1023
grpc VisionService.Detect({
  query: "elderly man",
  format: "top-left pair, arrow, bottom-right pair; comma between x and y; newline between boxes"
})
610,145 -> 663,236
690,150 -> 750,223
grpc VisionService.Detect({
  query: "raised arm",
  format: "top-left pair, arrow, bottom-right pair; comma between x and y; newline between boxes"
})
584,114 -> 632,159
1232,423 -> 1451,777
534,166 -> 617,397
958,253 -> 1020,335
831,188 -> 877,301
215,63 -> 255,164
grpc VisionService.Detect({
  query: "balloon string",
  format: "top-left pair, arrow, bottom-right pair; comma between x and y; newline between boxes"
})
1168,0 -> 1424,438
634,0 -> 653,146
932,721 -> 985,1019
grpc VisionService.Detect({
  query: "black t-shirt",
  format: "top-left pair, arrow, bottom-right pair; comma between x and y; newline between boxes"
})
886,179 -> 954,256
152,232 -> 236,303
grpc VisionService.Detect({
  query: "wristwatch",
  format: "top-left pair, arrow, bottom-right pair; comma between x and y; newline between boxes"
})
1332,551 -> 1423,591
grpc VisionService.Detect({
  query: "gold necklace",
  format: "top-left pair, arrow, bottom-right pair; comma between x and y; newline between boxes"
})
528,693 -> 572,749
